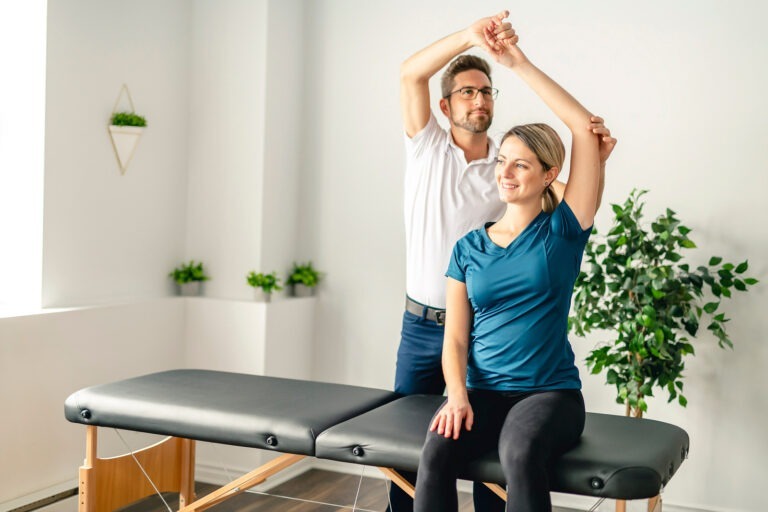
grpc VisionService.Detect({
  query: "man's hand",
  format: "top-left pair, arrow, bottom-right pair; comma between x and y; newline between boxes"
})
480,13 -> 525,68
468,10 -> 516,54
589,116 -> 617,164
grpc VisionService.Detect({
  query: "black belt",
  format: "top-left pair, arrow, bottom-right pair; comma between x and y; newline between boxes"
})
405,296 -> 446,325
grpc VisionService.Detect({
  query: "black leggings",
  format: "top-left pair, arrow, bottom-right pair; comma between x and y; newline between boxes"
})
414,389 -> 585,512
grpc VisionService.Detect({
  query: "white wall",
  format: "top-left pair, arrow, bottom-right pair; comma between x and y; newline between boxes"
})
186,0 -> 268,300
186,0 -> 306,300
0,299 -> 186,504
2,2 -> 317,506
300,2 -> 768,511
42,0 -> 191,307
4,1 -> 767,511
260,0 -> 305,280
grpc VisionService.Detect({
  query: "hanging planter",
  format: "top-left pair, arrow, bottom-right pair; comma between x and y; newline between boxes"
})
108,85 -> 147,175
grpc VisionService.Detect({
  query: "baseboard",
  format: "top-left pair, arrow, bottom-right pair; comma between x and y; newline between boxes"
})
0,480 -> 77,512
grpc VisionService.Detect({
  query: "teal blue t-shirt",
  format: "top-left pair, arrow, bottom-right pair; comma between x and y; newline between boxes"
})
446,200 -> 591,392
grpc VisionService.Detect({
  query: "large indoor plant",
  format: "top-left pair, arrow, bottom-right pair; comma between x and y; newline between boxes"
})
570,189 -> 757,418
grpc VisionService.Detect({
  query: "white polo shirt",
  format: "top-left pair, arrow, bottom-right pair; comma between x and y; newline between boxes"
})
404,113 -> 506,309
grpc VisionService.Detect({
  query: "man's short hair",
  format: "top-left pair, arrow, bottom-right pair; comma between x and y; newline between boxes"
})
441,55 -> 492,98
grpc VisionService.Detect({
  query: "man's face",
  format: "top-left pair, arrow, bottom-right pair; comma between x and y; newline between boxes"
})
444,70 -> 495,134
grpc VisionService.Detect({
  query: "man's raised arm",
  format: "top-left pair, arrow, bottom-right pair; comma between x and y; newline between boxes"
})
400,11 -> 514,138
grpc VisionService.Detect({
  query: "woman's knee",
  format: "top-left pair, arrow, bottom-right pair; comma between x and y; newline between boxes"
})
498,434 -> 543,474
419,431 -> 462,471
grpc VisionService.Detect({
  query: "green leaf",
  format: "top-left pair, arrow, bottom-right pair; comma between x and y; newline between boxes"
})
703,302 -> 719,314
678,395 -> 688,407
744,278 -> 758,285
641,314 -> 655,328
735,261 -> 749,274
678,225 -> 692,235
608,225 -> 624,236
668,252 -> 682,262
680,239 -> 697,249
708,256 -> 722,266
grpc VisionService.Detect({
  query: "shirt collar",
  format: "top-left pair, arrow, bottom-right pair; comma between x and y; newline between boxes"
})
445,133 -> 499,165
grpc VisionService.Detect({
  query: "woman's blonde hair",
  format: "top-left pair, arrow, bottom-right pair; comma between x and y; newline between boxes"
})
501,124 -> 565,213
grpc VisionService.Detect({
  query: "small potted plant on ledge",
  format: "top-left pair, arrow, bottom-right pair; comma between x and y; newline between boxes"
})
108,111 -> 147,174
287,261 -> 323,297
246,271 -> 283,302
169,260 -> 210,296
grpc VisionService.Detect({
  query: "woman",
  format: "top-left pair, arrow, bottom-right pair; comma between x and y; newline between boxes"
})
413,18 -> 615,512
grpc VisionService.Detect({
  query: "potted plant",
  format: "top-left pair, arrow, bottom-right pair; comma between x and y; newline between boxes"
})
169,260 -> 210,296
108,111 -> 147,174
246,271 -> 283,302
286,261 -> 323,297
570,189 -> 758,418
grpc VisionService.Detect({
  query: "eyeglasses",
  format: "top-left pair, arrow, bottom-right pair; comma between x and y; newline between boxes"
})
444,86 -> 499,101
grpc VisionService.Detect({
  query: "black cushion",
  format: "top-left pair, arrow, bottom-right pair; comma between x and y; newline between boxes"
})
64,369 -> 396,456
315,394 -> 690,500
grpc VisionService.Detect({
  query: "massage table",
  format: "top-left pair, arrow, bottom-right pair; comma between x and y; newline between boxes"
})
64,369 -> 689,511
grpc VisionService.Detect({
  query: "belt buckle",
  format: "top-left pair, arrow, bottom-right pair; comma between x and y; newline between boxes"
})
434,310 -> 446,326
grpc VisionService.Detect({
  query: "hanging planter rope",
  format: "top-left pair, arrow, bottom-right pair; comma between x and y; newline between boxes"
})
108,84 -> 146,175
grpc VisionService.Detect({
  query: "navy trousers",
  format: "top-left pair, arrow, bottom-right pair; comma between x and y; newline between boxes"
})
389,310 -> 506,512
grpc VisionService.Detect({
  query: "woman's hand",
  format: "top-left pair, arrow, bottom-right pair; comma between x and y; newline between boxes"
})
467,10 -> 516,54
430,394 -> 474,440
483,16 -> 525,68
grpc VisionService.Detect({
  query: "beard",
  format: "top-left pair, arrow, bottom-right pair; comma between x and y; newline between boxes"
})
451,109 -> 493,134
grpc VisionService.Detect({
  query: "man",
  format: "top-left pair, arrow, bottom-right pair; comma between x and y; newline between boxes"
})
393,11 -> 616,511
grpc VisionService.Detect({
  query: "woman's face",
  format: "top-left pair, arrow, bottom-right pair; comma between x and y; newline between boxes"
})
495,136 -> 548,204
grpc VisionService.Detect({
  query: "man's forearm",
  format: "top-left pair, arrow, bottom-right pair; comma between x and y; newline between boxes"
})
401,29 -> 473,85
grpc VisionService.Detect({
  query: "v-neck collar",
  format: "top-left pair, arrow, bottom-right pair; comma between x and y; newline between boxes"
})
482,210 -> 548,253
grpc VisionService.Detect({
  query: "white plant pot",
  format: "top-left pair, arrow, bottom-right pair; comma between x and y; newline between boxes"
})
253,289 -> 272,303
178,281 -> 202,297
108,125 -> 145,174
292,283 -> 315,297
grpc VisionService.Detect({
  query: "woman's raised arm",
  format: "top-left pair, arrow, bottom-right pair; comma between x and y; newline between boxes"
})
485,20 -> 601,229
